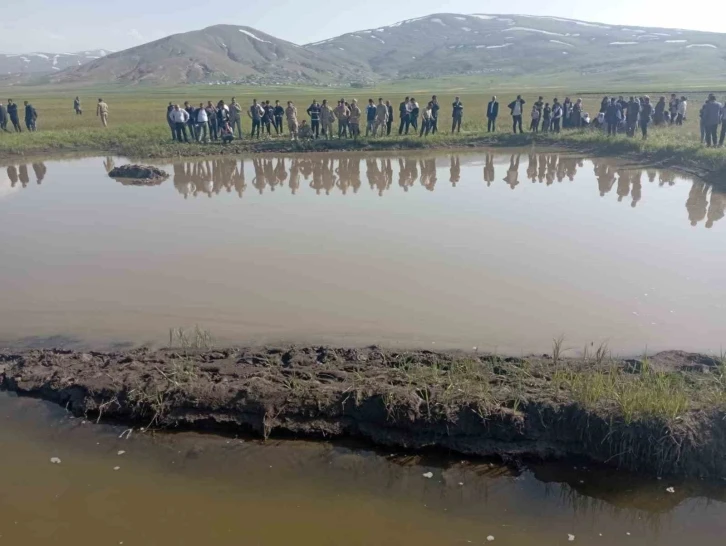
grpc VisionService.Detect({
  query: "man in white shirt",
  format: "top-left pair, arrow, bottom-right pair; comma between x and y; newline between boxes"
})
169,105 -> 190,142
196,103 -> 209,143
676,96 -> 687,126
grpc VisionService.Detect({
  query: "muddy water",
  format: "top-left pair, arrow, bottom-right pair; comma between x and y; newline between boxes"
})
1,391 -> 725,546
0,152 -> 724,353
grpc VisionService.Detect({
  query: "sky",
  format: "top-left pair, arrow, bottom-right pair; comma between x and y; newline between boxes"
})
1,0 -> 724,53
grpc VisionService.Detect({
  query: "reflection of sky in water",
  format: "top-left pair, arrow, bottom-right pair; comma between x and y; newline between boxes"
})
0,153 -> 724,354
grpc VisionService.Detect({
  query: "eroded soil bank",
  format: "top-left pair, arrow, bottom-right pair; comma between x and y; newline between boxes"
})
2,346 -> 725,478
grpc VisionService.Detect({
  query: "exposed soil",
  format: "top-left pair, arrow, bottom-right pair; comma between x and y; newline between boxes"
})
108,164 -> 169,183
2,346 -> 725,479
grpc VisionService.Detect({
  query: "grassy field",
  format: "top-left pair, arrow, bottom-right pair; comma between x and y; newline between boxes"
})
1,85 -> 726,181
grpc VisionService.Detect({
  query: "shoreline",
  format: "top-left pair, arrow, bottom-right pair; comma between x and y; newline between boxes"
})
1,131 -> 723,186
2,346 -> 725,478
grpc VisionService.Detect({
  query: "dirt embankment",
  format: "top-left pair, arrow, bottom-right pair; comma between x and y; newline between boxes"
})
2,347 -> 725,478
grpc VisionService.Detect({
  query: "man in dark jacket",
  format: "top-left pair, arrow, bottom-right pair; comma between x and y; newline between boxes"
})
24,101 -> 37,131
430,95 -> 440,134
307,100 -> 321,139
508,95 -> 526,134
640,96 -> 653,140
274,100 -> 285,135
605,99 -> 621,136
451,96 -> 464,133
386,100 -> 394,136
184,102 -> 196,141
702,94 -> 722,147
0,101 -> 8,132
206,101 -> 219,141
626,97 -> 641,137
486,96 -> 499,132
166,102 -> 176,140
398,96 -> 410,135
7,99 -> 21,132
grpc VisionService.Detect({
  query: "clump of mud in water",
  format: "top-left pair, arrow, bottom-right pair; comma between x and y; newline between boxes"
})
109,164 -> 169,186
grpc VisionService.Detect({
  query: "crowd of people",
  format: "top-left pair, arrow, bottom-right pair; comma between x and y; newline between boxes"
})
0,100 -> 38,132
165,95 -> 465,143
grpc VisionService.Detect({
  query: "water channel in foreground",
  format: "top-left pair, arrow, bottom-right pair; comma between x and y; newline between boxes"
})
0,151 -> 724,353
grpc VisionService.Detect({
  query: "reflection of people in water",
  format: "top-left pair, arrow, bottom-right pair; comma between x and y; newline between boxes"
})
232,160 -> 246,198
289,159 -> 301,195
398,158 -> 418,192
630,170 -> 642,208
104,157 -> 115,173
646,169 -> 657,183
483,154 -> 495,186
449,155 -> 460,187
419,158 -> 437,192
32,162 -> 46,184
7,165 -> 18,187
504,154 -> 520,190
18,164 -> 30,187
594,160 -> 616,197
616,170 -> 631,203
366,158 -> 388,196
545,155 -> 556,186
252,158 -> 266,195
706,189 -> 725,228
321,158 -> 337,195
686,181 -> 709,226
274,158 -> 288,189
659,171 -> 676,187
527,153 -> 537,182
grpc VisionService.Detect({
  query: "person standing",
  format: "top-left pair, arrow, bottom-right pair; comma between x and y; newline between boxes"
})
530,105 -> 540,132
508,95 -> 525,134
451,96 -> 464,133
169,104 -> 190,142
206,101 -> 219,142
409,98 -> 420,132
430,95 -> 440,134
230,97 -> 243,139
571,98 -> 583,128
320,99 -> 337,140
335,100 -> 350,138
668,94 -> 679,125
542,103 -> 551,133
420,102 -> 433,137
307,100 -> 321,139
348,99 -> 361,140
74,96 -> 82,115
386,100 -> 394,136
374,98 -> 388,137
249,99 -> 264,139
262,101 -> 274,136
365,99 -> 377,137
96,98 -> 109,127
486,96 -> 499,132
274,100 -> 285,135
166,102 -> 176,140
562,97 -> 572,128
24,101 -> 37,131
605,98 -> 621,136
640,96 -> 653,140
653,97 -> 666,125
286,101 -> 299,141
398,96 -> 410,135
0,101 -> 8,132
551,99 -> 563,134
196,103 -> 208,143
719,102 -> 726,147
626,97 -> 641,137
676,96 -> 687,126
702,94 -> 722,147
184,102 -> 196,141
7,99 -> 21,132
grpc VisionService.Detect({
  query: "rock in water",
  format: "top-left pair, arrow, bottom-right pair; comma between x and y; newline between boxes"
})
108,164 -> 168,185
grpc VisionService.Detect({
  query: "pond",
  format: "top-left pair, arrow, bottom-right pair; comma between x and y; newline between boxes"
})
0,151 -> 724,354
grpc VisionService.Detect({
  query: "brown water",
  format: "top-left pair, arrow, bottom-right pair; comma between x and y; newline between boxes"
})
0,152 -> 724,354
1,391 -> 726,545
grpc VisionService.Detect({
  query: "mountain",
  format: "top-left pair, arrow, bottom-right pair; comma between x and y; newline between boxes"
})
306,14 -> 726,85
0,50 -> 113,75
50,25 -> 374,85
23,15 -> 726,87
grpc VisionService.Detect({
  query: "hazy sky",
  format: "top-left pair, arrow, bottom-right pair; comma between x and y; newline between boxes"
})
1,0 -> 724,53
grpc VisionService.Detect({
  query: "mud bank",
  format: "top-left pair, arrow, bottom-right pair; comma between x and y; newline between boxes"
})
2,347 -> 725,478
